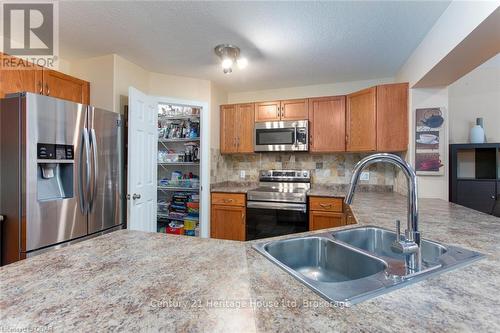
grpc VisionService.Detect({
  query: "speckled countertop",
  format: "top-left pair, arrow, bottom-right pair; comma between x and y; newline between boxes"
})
211,181 -> 393,197
1,192 -> 499,332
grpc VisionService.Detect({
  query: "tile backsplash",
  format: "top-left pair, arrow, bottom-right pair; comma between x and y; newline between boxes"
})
211,149 -> 397,186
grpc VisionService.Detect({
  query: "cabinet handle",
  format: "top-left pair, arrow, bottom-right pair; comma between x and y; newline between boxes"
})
223,199 -> 234,203
45,83 -> 50,96
319,203 -> 332,208
276,107 -> 280,118
309,134 -> 313,146
492,195 -> 496,199
38,81 -> 43,94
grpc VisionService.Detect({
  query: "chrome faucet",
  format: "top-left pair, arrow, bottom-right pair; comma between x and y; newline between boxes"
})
344,153 -> 421,272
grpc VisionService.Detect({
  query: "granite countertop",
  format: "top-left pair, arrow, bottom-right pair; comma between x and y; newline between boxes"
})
211,181 -> 393,197
211,181 -> 259,193
1,192 -> 500,332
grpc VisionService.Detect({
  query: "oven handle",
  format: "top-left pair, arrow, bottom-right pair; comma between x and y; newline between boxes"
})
294,125 -> 298,147
247,201 -> 307,213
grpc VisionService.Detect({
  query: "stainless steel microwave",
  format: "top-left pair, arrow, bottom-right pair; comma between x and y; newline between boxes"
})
254,120 -> 308,152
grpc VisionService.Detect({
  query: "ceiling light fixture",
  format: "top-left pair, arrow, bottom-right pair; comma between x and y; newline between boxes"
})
214,44 -> 248,74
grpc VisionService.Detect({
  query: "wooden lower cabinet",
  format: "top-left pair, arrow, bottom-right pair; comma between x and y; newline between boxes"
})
309,196 -> 349,231
309,211 -> 345,230
210,193 -> 246,241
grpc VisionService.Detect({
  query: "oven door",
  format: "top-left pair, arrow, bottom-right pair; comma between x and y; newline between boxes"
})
246,201 -> 308,240
254,120 -> 308,152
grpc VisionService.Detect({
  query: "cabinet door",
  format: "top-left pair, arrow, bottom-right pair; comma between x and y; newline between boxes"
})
494,181 -> 500,217
376,83 -> 408,151
280,99 -> 308,121
308,96 -> 345,152
220,105 -> 238,154
211,205 -> 245,241
346,87 -> 376,152
236,103 -> 255,153
0,53 -> 42,98
456,180 -> 496,214
43,69 -> 90,104
309,211 -> 345,231
255,101 -> 281,122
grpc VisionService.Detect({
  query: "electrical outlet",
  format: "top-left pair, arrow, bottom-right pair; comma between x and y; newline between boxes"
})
360,171 -> 370,181
240,170 -> 246,179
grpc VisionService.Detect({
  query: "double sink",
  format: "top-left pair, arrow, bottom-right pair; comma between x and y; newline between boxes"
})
253,226 -> 483,306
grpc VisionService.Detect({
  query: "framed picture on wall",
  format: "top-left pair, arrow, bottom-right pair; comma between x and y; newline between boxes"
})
415,107 -> 445,175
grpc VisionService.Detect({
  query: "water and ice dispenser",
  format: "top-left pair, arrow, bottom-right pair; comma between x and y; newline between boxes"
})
37,143 -> 74,201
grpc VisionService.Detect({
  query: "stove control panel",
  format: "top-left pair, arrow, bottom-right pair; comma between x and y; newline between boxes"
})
259,170 -> 310,181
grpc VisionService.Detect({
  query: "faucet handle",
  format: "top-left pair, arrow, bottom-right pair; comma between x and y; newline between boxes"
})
395,220 -> 401,242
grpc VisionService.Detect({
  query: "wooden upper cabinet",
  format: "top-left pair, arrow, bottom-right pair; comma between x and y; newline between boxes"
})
43,69 -> 90,104
220,104 -> 238,154
0,53 -> 90,104
255,101 -> 281,122
255,99 -> 308,122
0,53 -> 42,98
376,83 -> 408,151
346,87 -> 377,152
281,99 -> 308,121
220,103 -> 255,154
308,96 -> 346,152
236,103 -> 255,153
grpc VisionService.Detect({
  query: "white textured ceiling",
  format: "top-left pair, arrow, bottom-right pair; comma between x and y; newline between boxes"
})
59,1 -> 450,92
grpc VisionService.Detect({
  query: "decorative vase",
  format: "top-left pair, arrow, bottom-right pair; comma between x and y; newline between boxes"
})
470,125 -> 485,144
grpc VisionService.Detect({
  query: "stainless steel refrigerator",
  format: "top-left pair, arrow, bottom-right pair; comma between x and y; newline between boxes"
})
0,93 -> 124,265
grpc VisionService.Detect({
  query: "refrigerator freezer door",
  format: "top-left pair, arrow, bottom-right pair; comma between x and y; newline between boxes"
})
24,93 -> 88,252
88,107 -> 124,234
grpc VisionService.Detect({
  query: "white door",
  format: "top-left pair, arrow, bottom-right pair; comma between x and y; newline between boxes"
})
127,87 -> 157,232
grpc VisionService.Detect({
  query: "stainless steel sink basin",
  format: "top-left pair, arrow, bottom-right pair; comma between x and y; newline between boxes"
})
332,226 -> 447,267
265,237 -> 387,282
253,225 -> 484,306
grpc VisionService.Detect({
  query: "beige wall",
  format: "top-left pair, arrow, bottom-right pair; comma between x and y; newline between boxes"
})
148,72 -> 211,102
64,54 -> 115,112
448,53 -> 500,144
209,83 -> 227,150
227,77 -> 394,103
396,1 -> 499,87
114,55 -> 149,114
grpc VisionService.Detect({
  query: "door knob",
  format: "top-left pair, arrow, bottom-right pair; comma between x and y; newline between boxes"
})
132,193 -> 141,200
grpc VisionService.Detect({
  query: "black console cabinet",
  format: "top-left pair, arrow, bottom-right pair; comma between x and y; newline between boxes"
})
449,143 -> 499,217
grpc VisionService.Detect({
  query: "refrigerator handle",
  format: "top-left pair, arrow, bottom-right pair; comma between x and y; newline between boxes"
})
89,128 -> 98,212
79,129 -> 91,214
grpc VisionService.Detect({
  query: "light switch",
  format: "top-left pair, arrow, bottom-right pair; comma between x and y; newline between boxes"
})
360,171 -> 370,181
240,170 -> 246,179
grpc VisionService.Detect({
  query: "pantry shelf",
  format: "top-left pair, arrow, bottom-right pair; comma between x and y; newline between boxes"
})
158,162 -> 200,166
158,115 -> 200,120
158,137 -> 200,143
157,186 -> 200,192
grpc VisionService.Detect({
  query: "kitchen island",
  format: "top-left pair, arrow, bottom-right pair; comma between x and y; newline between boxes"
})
1,192 -> 499,332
